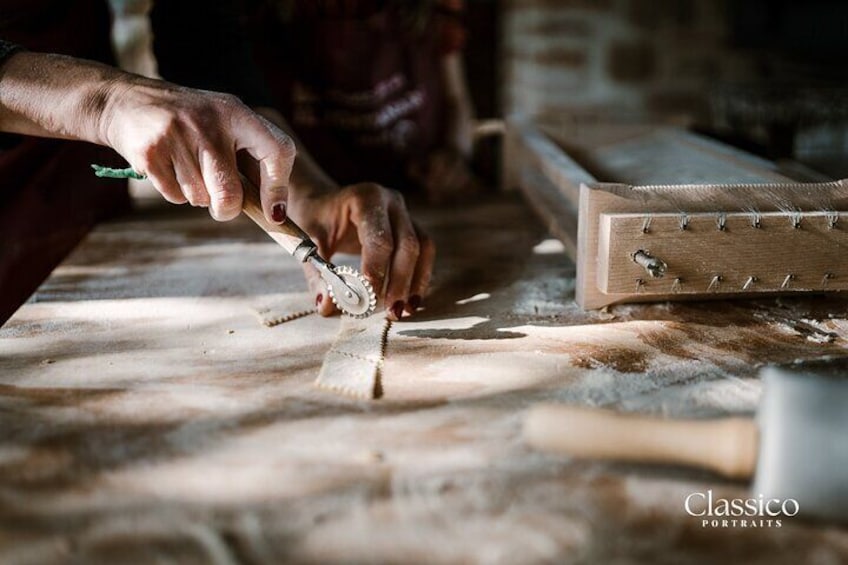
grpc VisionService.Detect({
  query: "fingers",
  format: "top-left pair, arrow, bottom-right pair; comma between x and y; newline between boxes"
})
405,224 -> 435,315
305,237 -> 339,317
168,138 -> 244,221
258,139 -> 293,225
141,158 -> 186,204
384,195 -> 421,320
347,185 -> 432,321
198,146 -> 242,221
235,114 -> 296,225
349,186 -> 394,306
302,262 -> 337,317
170,140 -> 209,208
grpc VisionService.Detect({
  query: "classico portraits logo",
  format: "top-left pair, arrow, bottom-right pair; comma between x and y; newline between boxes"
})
684,490 -> 799,528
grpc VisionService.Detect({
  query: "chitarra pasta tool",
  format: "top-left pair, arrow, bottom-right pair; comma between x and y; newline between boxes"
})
91,165 -> 377,318
523,362 -> 848,522
505,119 -> 848,309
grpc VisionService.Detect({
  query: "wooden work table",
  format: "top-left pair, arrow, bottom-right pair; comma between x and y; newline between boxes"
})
2,193 -> 847,563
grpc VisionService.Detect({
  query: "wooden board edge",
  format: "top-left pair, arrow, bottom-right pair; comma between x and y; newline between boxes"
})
577,178 -> 848,309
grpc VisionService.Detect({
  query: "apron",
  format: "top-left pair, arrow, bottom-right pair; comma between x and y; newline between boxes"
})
0,0 -> 130,324
251,2 -> 447,189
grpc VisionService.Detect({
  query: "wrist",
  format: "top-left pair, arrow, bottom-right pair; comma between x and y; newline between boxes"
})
93,75 -> 142,148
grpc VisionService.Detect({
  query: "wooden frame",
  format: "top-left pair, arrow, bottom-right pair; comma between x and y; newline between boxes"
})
506,117 -> 848,309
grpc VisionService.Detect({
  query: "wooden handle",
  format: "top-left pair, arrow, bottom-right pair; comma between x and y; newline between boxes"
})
523,404 -> 758,480
239,175 -> 311,256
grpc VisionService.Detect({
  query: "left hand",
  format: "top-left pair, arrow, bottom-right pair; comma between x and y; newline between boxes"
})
288,183 -> 435,321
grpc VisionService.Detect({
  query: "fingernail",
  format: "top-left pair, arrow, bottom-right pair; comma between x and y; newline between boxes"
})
391,300 -> 405,320
316,293 -> 323,307
408,295 -> 422,311
272,202 -> 287,223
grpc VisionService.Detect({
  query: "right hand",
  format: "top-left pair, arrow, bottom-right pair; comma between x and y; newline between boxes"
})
99,78 -> 296,223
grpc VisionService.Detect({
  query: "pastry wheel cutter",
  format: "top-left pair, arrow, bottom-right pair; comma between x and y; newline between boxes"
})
239,175 -> 377,318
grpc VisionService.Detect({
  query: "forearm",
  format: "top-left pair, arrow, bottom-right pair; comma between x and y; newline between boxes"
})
0,47 -> 297,225
0,51 -> 127,144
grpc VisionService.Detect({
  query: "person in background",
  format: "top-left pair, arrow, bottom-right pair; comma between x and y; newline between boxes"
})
0,0 -> 433,324
245,0 -> 480,206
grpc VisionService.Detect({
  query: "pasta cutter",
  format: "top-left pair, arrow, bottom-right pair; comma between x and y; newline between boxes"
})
240,175 -> 377,318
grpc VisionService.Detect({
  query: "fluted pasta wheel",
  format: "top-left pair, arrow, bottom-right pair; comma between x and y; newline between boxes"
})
327,265 -> 377,318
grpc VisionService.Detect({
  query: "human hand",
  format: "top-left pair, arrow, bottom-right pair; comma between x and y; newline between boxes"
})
99,78 -> 295,223
408,148 -> 482,206
288,183 -> 435,321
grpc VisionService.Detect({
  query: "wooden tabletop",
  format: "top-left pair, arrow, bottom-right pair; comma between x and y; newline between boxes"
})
2,193 -> 847,563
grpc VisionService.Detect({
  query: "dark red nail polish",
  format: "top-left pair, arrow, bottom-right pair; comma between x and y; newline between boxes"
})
391,300 -> 404,320
272,203 -> 287,223
408,295 -> 422,311
316,293 -> 323,306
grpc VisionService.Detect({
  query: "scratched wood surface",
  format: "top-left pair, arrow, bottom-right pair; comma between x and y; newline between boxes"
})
2,195 -> 848,564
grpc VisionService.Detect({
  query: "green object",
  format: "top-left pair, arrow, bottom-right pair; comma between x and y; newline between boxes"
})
91,164 -> 147,180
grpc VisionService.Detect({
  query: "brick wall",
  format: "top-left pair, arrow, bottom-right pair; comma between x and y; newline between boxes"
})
501,0 -> 755,123
501,0 -> 848,176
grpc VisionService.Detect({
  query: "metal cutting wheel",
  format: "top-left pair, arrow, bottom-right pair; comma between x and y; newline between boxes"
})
324,265 -> 377,318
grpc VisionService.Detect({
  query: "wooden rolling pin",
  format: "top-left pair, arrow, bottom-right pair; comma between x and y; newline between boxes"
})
524,367 -> 848,523
523,404 -> 758,479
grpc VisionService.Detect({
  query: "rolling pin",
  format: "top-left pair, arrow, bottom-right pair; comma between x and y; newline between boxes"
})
523,363 -> 848,522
